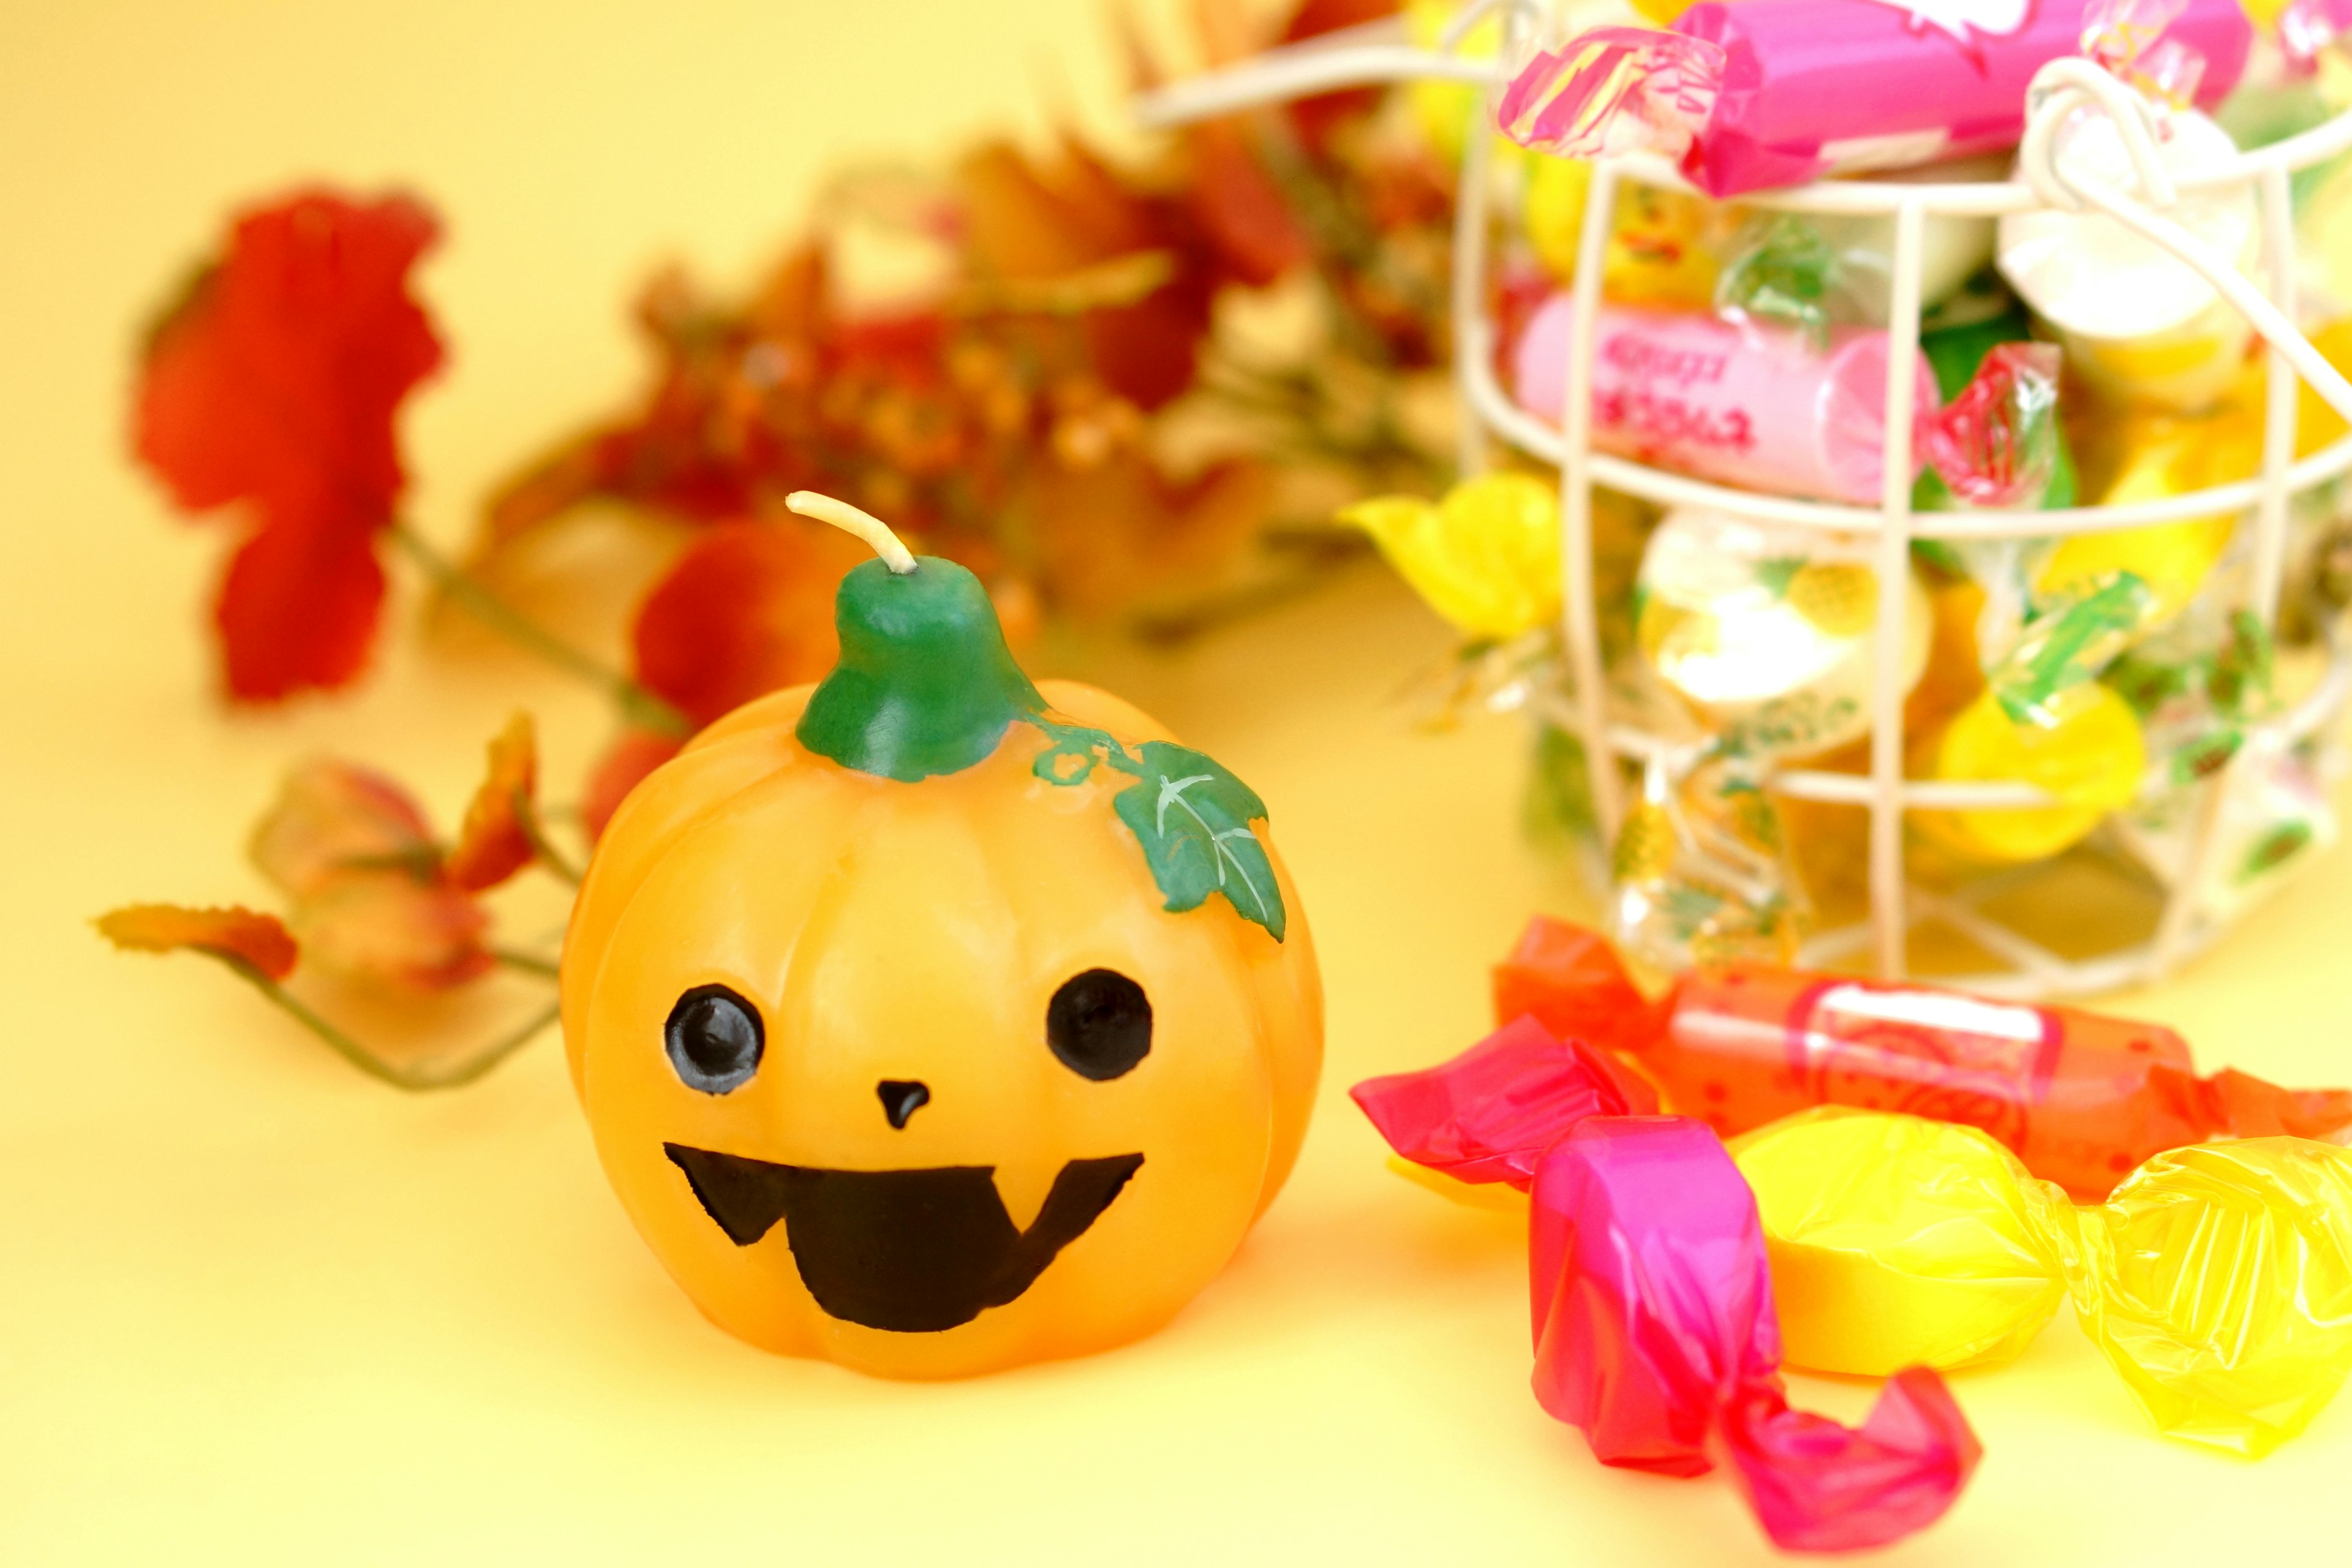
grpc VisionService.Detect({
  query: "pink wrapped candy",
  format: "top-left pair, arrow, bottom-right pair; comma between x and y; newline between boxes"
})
1512,297 -> 1939,503
1353,1017 -> 1983,1553
1500,0 -> 2252,197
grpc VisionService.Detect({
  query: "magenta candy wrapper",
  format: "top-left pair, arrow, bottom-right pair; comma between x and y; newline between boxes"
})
1502,0 -> 2253,197
1352,1020 -> 1982,1553
1351,1016 -> 1660,1186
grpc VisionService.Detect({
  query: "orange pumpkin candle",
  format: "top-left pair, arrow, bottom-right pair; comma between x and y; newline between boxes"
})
561,494 -> 1322,1378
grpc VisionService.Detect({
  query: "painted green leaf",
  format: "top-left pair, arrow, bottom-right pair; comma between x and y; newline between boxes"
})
1028,721 -> 1283,941
1030,721 -> 1135,787
1110,743 -> 1285,941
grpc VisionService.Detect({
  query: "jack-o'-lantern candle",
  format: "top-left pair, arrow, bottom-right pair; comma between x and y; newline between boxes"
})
560,494 -> 1322,1378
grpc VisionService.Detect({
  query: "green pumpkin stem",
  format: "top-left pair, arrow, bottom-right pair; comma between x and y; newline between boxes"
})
788,492 -> 1046,782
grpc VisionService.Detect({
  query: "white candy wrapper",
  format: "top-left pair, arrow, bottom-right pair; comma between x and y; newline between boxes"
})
1998,108 -> 2259,412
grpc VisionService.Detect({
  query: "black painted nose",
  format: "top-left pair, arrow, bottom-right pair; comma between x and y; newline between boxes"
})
876,1079 -> 930,1129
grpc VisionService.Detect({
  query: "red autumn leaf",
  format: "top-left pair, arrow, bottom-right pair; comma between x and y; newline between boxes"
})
214,514 -> 388,701
1281,0 -> 1403,147
631,517 -> 870,729
445,712 -> 538,893
134,189 -> 445,701
1183,121 -> 1311,287
582,728 -> 687,843
96,904 -> 300,981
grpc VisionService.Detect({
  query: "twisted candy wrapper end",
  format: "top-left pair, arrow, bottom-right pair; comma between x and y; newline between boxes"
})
2279,0 -> 2352,74
2199,1068 -> 2352,1146
1498,26 -> 1724,163
1923,342 -> 2064,511
2082,0 -> 2210,107
1355,1027 -> 1979,1551
1350,1015 -> 1658,1191
1490,916 -> 1667,1060
1736,1109 -> 2352,1458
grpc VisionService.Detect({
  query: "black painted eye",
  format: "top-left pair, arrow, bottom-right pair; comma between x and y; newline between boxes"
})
1046,968 -> 1152,1082
666,984 -> 764,1094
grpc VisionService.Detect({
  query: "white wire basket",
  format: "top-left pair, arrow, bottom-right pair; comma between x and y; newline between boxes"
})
1143,6 -> 2352,998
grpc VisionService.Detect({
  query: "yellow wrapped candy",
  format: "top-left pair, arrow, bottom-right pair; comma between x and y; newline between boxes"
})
1733,1106 -> 2352,1458
1523,156 -> 1591,282
1912,682 -> 2147,863
1404,0 -> 1515,170
2039,407 -> 2259,628
1340,473 -> 1561,641
1523,172 -> 1741,307
2046,319 -> 2352,630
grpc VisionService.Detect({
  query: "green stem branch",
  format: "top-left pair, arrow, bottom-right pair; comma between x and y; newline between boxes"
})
511,788 -> 586,885
391,524 -> 690,739
490,946 -> 563,979
228,960 -> 559,1091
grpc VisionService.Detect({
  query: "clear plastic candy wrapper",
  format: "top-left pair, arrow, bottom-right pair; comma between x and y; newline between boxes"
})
1610,748 -> 1811,969
1634,507 -> 1929,753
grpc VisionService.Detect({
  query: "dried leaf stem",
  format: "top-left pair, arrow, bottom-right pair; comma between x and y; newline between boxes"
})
391,523 -> 691,738
230,959 -> 560,1091
510,786 -> 586,885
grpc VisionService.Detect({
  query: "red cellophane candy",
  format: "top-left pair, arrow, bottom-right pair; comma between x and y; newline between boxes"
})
1354,1019 -> 1981,1553
1494,918 -> 2352,1198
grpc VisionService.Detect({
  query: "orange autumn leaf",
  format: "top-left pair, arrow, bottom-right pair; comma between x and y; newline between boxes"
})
631,516 -> 871,729
956,139 -> 1164,280
955,139 -> 1213,410
445,712 -> 538,892
582,728 -> 687,842
292,875 -> 491,990
96,904 -> 299,981
1281,0 -> 1403,148
1028,453 -> 1276,622
248,758 -> 489,992
249,758 -> 440,897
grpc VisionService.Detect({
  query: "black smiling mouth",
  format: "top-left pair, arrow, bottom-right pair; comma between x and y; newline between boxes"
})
663,1144 -> 1145,1334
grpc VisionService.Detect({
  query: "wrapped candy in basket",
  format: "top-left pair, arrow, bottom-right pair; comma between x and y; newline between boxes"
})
1152,0 -> 2352,994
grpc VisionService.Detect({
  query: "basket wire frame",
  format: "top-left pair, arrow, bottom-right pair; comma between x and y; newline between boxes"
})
1139,8 -> 2352,998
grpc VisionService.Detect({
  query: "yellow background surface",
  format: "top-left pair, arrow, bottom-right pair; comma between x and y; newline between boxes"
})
7,2 -> 2352,1562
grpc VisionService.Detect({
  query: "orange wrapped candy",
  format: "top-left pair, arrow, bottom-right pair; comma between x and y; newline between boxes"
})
1494,917 -> 2352,1197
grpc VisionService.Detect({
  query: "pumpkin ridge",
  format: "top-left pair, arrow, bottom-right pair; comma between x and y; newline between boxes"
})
564,728 -> 812,1085
573,760 -> 855,1106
